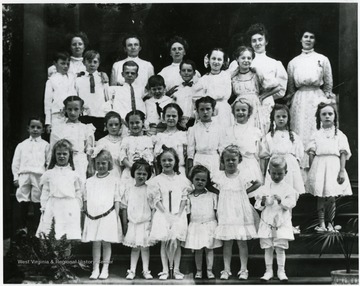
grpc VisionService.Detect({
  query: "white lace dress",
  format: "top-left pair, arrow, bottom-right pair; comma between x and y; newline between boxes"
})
213,171 -> 259,241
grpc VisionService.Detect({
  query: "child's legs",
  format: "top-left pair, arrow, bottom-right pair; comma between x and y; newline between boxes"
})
194,249 -> 203,271
130,247 -> 141,272
32,203 -> 41,230
173,242 -> 182,272
160,242 -> 169,273
236,240 -> 248,271
275,247 -> 286,272
92,241 -> 102,269
223,240 -> 233,272
264,248 -> 274,272
324,197 -> 336,225
317,197 -> 326,228
140,247 -> 150,272
102,242 -> 111,264
205,248 -> 214,270
261,238 -> 274,272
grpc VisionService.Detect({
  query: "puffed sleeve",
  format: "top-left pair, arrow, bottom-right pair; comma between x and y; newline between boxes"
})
187,126 -> 196,159
305,133 -> 317,154
286,60 -> 296,97
279,189 -> 297,211
322,56 -> 333,93
338,130 -> 352,160
186,195 -> 192,214
181,185 -> 190,201
291,132 -> 304,162
259,134 -> 271,159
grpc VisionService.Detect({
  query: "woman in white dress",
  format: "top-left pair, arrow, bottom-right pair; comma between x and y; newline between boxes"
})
286,28 -> 335,171
246,23 -> 288,133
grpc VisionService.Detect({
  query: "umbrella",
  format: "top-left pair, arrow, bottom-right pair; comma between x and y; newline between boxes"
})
165,190 -> 178,279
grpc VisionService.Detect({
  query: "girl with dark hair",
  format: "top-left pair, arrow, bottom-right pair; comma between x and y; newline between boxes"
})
306,102 -> 352,232
148,145 -> 192,280
259,104 -> 305,196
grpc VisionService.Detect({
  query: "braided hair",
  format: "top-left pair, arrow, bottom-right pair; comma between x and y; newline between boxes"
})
269,104 -> 295,143
315,102 -> 338,136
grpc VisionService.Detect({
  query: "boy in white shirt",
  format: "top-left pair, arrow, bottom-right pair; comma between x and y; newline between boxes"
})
44,52 -> 76,134
76,50 -> 109,140
12,117 -> 51,233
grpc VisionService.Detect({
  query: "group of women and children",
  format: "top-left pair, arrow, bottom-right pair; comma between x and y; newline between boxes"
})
11,23 -> 352,281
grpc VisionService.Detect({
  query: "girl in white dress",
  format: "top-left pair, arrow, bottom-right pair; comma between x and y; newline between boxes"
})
82,150 -> 123,280
153,103 -> 187,175
119,110 -> 154,182
148,146 -> 191,280
260,104 -> 305,197
255,156 -> 297,282
213,145 -> 261,280
50,96 -> 95,182
120,159 -> 154,280
197,48 -> 232,126
187,96 -> 226,175
231,46 -> 265,134
246,23 -> 288,133
184,165 -> 222,279
225,99 -> 263,185
94,111 -> 124,177
286,29 -> 335,171
36,139 -> 82,240
306,102 -> 352,232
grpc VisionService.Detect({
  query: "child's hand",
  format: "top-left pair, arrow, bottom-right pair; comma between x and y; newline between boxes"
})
273,194 -> 282,204
166,85 -> 179,97
337,170 -> 346,184
13,180 -> 19,188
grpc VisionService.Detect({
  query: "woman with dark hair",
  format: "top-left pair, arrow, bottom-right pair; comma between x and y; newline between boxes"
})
158,35 -> 201,96
246,23 -> 288,133
48,31 -> 89,77
286,27 -> 334,171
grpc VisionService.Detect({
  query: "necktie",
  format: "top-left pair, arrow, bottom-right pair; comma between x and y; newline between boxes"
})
182,81 -> 193,87
155,102 -> 162,117
90,74 -> 95,93
130,83 -> 136,112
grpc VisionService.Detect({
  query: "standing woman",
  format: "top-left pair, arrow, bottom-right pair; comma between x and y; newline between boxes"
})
158,36 -> 201,97
246,23 -> 288,133
48,32 -> 89,77
286,28 -> 334,171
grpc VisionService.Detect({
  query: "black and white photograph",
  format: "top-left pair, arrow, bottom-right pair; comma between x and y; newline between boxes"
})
2,1 -> 358,284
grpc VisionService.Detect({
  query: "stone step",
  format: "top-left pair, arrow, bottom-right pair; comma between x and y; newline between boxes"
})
69,252 -> 358,278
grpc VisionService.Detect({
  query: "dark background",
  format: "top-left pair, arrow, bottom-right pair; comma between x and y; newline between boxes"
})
3,3 -> 358,238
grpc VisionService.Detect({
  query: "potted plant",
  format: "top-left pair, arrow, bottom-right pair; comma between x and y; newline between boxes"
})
305,199 -> 358,284
5,218 -> 90,283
